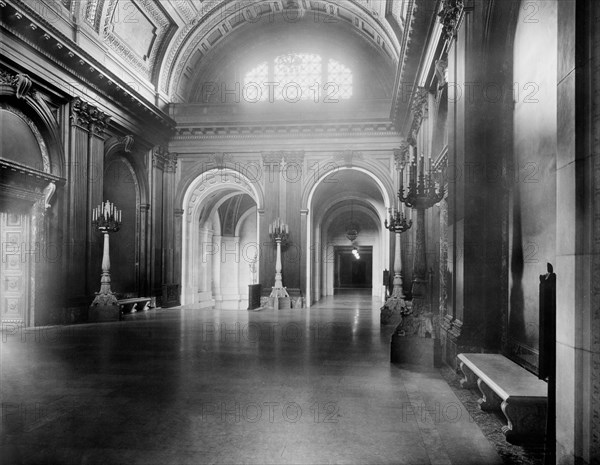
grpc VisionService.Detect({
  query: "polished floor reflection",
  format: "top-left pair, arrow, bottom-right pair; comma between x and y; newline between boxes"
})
1,295 -> 502,464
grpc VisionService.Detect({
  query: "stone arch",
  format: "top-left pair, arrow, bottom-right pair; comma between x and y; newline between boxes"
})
303,165 -> 393,305
180,168 -> 262,306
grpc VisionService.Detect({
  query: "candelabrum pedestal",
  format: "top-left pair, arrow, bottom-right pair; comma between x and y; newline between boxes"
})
89,202 -> 121,322
269,219 -> 290,310
396,155 -> 444,338
381,209 -> 412,325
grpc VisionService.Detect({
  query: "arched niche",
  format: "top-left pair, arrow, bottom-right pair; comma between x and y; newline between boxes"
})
103,156 -> 140,296
0,73 -> 65,326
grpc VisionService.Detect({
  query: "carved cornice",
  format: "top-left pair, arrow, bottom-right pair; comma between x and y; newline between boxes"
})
174,122 -> 401,140
70,97 -> 111,135
0,0 -> 174,133
438,0 -> 464,42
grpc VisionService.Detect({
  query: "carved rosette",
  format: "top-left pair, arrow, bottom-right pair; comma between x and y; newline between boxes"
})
438,0 -> 464,42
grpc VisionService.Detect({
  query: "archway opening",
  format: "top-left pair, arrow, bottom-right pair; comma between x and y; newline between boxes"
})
307,168 -> 390,306
181,170 -> 260,309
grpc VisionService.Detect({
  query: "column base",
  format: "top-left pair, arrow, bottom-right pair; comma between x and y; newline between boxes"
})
89,292 -> 120,322
380,297 -> 409,325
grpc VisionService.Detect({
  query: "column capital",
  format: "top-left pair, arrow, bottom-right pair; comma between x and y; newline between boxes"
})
261,151 -> 284,166
152,145 -> 170,170
333,150 -> 362,168
70,97 -> 111,135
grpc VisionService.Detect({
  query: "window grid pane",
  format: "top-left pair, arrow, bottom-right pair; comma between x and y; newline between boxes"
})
243,54 -> 353,101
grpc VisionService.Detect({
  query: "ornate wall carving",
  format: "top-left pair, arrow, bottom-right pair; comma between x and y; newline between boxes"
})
438,0 -> 464,42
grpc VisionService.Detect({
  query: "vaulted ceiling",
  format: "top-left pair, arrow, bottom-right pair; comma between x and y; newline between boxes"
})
79,0 -> 410,102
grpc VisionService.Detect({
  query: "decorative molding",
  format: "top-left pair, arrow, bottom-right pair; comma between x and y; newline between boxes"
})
435,58 -> 448,90
122,135 -> 134,152
174,122 -> 401,140
409,86 -> 429,140
85,0 -> 106,32
0,71 -> 34,99
438,0 -> 464,42
43,181 -> 56,210
333,150 -> 362,168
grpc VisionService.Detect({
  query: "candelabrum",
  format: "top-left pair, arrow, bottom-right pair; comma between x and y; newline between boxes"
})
381,208 -> 413,323
398,152 -> 444,327
269,218 -> 289,301
399,153 -> 445,210
89,200 -> 122,322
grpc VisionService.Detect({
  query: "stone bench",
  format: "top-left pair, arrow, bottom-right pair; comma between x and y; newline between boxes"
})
118,297 -> 153,317
457,353 -> 547,444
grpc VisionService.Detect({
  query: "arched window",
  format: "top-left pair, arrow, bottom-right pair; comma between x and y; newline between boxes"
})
243,53 -> 353,102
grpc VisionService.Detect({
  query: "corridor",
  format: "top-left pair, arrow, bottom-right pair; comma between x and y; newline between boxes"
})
1,296 -> 501,465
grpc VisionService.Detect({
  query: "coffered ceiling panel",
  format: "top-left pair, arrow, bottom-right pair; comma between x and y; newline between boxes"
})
102,0 -> 176,79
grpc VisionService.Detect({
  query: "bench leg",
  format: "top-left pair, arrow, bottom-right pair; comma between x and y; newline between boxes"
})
476,378 -> 502,411
500,398 -> 547,444
458,361 -> 478,389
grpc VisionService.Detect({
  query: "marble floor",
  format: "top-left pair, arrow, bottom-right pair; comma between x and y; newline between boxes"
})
1,294 -> 503,465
